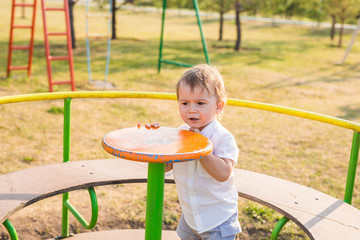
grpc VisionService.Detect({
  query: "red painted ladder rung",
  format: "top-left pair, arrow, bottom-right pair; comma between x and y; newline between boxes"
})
47,32 -> 67,36
11,45 -> 31,50
9,66 -> 29,70
49,56 -> 69,61
14,3 -> 35,7
52,80 -> 72,85
41,0 -> 75,92
45,7 -> 65,11
13,25 -> 33,29
7,0 -> 37,78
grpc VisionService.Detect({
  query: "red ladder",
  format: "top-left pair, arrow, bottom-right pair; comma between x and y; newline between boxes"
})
7,0 -> 37,78
40,0 -> 75,92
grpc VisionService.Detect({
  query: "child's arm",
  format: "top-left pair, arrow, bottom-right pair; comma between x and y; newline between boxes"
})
189,127 -> 235,182
199,154 -> 235,182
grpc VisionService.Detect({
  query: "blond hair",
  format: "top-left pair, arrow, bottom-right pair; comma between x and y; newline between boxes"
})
176,64 -> 227,103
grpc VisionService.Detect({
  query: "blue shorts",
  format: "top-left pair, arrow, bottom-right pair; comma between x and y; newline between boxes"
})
176,213 -> 241,240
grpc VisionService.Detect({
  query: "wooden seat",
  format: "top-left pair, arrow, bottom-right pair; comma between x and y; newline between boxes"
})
0,159 -> 174,223
233,168 -> 360,240
2,159 -> 360,239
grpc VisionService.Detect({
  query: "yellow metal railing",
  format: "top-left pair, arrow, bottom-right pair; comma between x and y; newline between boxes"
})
1,91 -> 359,131
1,91 -> 359,240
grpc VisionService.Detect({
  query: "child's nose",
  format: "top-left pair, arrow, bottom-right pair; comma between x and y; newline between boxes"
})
188,104 -> 197,113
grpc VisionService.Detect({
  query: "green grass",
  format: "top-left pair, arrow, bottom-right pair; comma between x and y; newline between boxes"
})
1,1 -> 360,239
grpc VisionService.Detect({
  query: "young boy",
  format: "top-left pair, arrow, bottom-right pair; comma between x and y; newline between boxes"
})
166,64 -> 241,240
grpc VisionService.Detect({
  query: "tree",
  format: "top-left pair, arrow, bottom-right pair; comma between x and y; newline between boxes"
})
200,0 -> 234,41
303,0 -> 326,26
325,0 -> 360,47
111,0 -> 119,39
68,0 -> 79,49
234,0 -> 242,51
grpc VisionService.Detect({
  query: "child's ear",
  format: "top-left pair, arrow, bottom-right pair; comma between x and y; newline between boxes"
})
216,100 -> 225,114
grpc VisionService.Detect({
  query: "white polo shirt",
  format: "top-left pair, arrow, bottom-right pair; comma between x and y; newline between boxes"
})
173,120 -> 240,234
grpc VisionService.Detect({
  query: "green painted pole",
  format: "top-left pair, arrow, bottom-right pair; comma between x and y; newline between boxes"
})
62,98 -> 72,237
271,216 -> 289,240
145,162 -> 166,240
157,0 -> 167,73
344,131 -> 360,204
193,0 -> 210,64
3,219 -> 18,240
64,187 -> 98,229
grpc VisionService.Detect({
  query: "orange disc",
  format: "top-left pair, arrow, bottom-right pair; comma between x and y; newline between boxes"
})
102,127 -> 213,163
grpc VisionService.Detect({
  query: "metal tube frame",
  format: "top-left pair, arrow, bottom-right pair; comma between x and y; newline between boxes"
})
61,98 -> 99,238
344,131 -> 360,204
157,0 -> 210,72
271,216 -> 289,240
145,163 -> 166,240
1,92 -> 360,240
2,219 -> 18,240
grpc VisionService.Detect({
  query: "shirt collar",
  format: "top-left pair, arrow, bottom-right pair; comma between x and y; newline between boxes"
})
200,119 -> 217,139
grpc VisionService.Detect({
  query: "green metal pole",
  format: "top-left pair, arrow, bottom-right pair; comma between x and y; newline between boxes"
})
344,131 -> 360,204
145,162 -> 166,240
271,216 -> 289,240
193,0 -> 210,64
3,219 -> 18,240
64,187 -> 98,229
157,0 -> 167,73
63,98 -> 71,163
62,98 -> 72,237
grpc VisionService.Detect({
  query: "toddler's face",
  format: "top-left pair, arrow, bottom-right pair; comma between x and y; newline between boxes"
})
178,83 -> 223,131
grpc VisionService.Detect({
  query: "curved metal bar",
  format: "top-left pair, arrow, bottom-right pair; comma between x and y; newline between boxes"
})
271,216 -> 290,240
3,219 -> 19,240
64,187 -> 98,230
0,91 -> 359,132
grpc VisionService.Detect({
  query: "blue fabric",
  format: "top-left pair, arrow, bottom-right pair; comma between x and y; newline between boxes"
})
176,213 -> 241,240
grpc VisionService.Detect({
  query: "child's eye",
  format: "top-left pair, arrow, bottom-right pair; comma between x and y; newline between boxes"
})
181,102 -> 188,106
198,102 -> 205,105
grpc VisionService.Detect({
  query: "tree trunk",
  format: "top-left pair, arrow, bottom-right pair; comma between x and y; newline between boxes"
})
330,14 -> 336,41
111,0 -> 117,39
234,0 -> 241,51
338,17 -> 345,47
218,0 -> 225,41
68,0 -> 77,49
219,11 -> 224,41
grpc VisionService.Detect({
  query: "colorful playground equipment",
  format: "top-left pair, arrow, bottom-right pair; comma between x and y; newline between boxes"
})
102,127 -> 212,239
157,0 -> 210,72
0,91 -> 360,239
6,0 -> 75,92
6,0 -> 37,78
85,0 -> 113,88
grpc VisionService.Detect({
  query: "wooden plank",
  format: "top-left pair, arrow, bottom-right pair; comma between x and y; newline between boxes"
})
2,160 -> 360,239
233,168 -> 360,240
50,229 -> 179,240
0,159 -> 171,223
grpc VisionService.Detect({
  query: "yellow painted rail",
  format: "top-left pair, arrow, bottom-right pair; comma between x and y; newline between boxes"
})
0,91 -> 359,132
1,91 -> 359,240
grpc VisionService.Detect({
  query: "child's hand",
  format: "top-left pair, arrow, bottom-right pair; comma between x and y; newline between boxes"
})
189,127 -> 200,133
